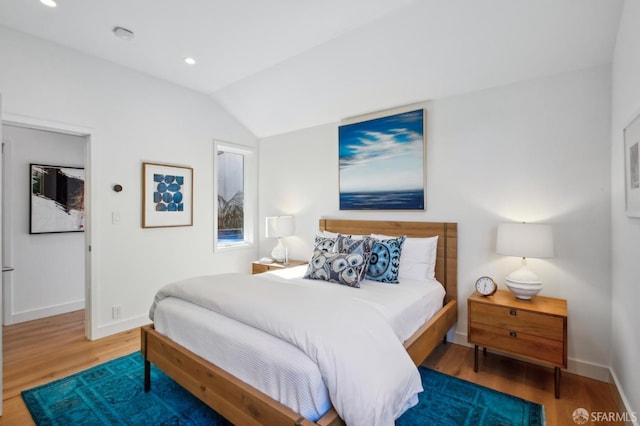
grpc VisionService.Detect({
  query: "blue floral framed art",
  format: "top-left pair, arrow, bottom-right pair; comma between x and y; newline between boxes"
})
142,162 -> 193,228
339,108 -> 426,210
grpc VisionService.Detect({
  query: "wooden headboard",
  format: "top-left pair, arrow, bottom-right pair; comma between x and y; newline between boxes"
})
319,218 -> 458,304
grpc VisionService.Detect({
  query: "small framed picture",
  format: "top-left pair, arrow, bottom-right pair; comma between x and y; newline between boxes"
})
30,164 -> 85,234
142,162 -> 193,228
624,112 -> 640,218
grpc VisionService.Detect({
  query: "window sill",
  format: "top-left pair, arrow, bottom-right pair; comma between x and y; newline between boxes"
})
215,241 -> 255,252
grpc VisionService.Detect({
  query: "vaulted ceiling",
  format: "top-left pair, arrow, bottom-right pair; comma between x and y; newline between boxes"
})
0,0 -> 624,138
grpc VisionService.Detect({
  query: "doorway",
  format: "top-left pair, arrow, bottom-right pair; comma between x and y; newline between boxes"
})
2,124 -> 87,325
1,114 -> 94,338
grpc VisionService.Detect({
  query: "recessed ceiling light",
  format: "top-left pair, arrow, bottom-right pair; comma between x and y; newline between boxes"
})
184,57 -> 197,65
40,0 -> 57,7
113,26 -> 135,41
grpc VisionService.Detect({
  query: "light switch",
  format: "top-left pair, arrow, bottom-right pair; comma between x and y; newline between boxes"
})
112,211 -> 121,224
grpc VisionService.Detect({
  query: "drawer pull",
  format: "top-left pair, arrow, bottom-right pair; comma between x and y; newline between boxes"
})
509,331 -> 517,337
510,309 -> 517,316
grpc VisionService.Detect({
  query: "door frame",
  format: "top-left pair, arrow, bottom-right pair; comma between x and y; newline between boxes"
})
2,113 -> 97,340
0,94 -> 4,415
1,136 -> 13,326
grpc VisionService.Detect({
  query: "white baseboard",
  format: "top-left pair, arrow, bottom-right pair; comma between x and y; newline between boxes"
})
92,314 -> 150,341
609,368 -> 640,426
567,357 -> 611,383
452,331 -> 611,382
11,300 -> 85,324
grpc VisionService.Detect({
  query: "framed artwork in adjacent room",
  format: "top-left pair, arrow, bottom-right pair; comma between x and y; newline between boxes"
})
142,162 -> 193,228
30,164 -> 85,234
338,108 -> 425,210
624,111 -> 640,218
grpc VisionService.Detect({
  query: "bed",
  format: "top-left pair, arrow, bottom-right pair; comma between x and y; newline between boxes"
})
141,218 -> 458,425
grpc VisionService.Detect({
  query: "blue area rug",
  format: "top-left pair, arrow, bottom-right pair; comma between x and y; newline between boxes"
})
398,369 -> 545,426
22,352 -> 544,425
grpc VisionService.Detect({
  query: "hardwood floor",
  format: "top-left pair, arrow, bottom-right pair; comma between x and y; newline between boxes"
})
423,342 -> 626,426
1,310 -> 627,425
1,310 -> 140,425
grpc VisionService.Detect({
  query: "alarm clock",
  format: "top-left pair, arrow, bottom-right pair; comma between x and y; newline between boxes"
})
475,276 -> 497,296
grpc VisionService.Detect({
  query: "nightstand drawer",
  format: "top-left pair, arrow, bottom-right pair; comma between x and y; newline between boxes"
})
469,302 -> 564,341
252,263 -> 272,274
469,322 -> 564,365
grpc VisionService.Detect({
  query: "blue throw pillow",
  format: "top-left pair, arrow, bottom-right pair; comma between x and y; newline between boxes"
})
365,236 -> 406,283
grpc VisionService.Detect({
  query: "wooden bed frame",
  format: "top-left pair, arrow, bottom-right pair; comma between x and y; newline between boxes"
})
141,219 -> 458,426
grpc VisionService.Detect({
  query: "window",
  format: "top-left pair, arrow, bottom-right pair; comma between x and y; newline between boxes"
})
214,141 -> 255,249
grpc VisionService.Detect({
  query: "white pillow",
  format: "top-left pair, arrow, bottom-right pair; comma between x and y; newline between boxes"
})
318,230 -> 340,237
319,231 -> 365,240
372,234 -> 438,280
346,234 -> 365,240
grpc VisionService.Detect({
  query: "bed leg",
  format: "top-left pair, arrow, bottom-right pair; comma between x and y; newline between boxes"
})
144,359 -> 151,392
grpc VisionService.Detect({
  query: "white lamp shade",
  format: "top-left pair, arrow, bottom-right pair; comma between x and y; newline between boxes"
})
496,223 -> 554,259
497,222 -> 554,299
265,216 -> 294,238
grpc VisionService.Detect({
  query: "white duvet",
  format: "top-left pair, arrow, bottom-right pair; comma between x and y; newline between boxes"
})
150,272 -> 424,426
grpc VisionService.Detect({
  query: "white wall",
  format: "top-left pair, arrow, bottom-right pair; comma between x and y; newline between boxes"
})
2,125 -> 85,323
259,65 -> 613,380
611,0 -> 640,416
0,26 -> 258,338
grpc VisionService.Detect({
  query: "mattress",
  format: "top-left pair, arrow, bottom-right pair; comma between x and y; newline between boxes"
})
153,265 -> 445,421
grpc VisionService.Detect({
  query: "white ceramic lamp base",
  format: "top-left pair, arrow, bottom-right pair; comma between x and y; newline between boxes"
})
271,238 -> 288,263
505,260 -> 542,299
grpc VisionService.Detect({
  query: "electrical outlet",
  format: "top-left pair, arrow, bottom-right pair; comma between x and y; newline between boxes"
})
112,305 -> 122,320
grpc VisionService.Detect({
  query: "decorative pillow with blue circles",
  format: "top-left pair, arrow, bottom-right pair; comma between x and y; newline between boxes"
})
335,235 -> 375,256
313,234 -> 338,252
303,249 -> 371,288
365,236 -> 406,283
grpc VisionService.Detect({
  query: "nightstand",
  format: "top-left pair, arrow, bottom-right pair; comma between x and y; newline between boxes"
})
468,290 -> 567,398
251,259 -> 308,274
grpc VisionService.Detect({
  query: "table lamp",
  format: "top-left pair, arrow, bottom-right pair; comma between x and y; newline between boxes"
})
496,222 -> 554,299
265,216 -> 294,263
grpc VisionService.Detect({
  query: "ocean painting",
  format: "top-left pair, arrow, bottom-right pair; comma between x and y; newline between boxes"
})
339,109 -> 425,210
